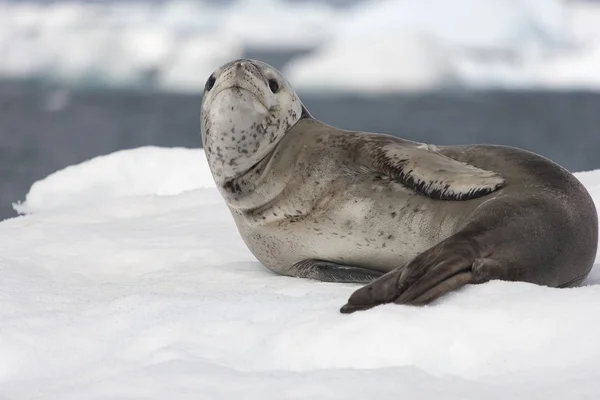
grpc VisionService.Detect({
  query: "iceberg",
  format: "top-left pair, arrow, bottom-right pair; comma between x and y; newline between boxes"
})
1,0 -> 600,92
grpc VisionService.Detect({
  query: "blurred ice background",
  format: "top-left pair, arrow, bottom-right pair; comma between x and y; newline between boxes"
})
1,0 -> 600,219
3,0 -> 600,91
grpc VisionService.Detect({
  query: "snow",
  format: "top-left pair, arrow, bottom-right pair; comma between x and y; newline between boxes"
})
285,0 -> 600,92
1,0 -> 600,93
1,146 -> 599,398
285,32 -> 456,93
13,146 -> 214,215
0,0 -> 331,92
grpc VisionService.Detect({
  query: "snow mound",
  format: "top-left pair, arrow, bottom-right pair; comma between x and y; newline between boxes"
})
13,146 -> 213,215
2,146 -> 600,398
286,33 -> 455,93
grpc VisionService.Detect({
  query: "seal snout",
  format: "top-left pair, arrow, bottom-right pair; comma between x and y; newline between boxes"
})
232,59 -> 265,81
234,60 -> 247,72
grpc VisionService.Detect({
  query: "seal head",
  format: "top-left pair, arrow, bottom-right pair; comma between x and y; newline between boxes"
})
201,59 -> 304,188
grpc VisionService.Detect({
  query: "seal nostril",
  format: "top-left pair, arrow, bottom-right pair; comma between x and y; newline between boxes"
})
205,75 -> 216,92
268,79 -> 279,93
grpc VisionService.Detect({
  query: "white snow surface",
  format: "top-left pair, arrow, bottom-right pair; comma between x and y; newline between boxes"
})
2,0 -> 600,92
2,146 -> 600,399
12,146 -> 214,215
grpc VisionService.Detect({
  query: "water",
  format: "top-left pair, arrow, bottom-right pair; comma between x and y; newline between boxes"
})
1,81 -> 600,221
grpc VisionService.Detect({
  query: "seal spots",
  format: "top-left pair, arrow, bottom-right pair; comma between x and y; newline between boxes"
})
223,180 -> 242,194
201,59 -> 598,315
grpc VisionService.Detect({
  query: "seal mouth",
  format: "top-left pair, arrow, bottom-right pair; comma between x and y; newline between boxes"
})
215,85 -> 271,112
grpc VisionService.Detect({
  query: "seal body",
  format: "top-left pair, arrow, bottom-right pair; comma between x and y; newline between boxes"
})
201,59 -> 598,313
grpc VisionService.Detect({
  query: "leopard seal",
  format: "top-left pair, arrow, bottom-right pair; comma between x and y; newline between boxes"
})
200,59 -> 598,313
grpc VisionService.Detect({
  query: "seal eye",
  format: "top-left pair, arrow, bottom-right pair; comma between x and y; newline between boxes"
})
268,78 -> 279,93
205,75 -> 216,92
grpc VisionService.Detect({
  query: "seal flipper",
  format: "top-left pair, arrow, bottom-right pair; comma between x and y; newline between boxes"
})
290,259 -> 384,284
362,141 -> 505,200
339,234 -> 503,313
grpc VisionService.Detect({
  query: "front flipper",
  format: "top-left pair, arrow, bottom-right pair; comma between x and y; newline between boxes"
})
339,235 -> 502,313
291,259 -> 384,284
359,140 -> 505,200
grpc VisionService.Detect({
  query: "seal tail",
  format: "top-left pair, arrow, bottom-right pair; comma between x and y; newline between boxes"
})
289,259 -> 384,284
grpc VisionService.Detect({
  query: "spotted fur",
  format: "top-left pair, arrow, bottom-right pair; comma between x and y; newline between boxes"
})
200,59 -> 598,313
